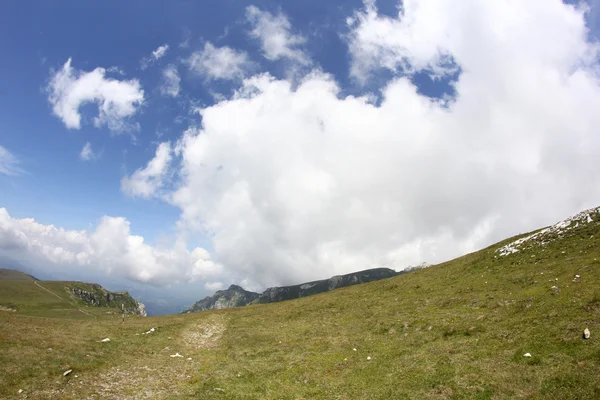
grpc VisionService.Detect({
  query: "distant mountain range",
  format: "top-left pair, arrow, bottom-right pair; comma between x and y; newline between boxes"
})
182,266 -> 423,313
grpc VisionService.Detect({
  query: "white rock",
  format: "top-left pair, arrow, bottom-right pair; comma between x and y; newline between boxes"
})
214,388 -> 225,392
187,357 -> 192,361
367,356 -> 372,361
353,348 -> 357,351
100,338 -> 110,342
63,369 -> 73,376
523,353 -> 532,358
150,327 -> 155,332
170,352 -> 183,358
575,275 -> 580,278
18,389 -> 23,394
584,328 -> 591,339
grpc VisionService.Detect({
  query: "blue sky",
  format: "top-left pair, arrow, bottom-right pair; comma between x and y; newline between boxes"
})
2,0 -> 600,314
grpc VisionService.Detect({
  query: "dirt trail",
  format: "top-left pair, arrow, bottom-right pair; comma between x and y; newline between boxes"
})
33,281 -> 94,317
181,314 -> 227,349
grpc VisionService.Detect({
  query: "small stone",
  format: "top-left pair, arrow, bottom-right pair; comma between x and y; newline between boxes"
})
367,356 -> 372,361
186,357 -> 192,360
18,389 -> 23,394
63,369 -> 73,376
170,352 -> 183,358
353,348 -> 357,351
427,326 -> 433,331
100,338 -> 110,342
48,348 -> 52,351
214,387 -> 225,392
584,328 -> 591,339
523,353 -> 532,358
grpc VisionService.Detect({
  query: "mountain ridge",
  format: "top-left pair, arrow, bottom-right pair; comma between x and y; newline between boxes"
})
183,266 -> 406,313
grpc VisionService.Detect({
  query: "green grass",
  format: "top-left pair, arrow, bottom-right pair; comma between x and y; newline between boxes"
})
1,214 -> 600,399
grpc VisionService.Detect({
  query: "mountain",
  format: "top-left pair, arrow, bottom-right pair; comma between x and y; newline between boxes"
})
182,284 -> 259,313
0,270 -> 146,317
183,267 -> 400,313
254,267 -> 399,304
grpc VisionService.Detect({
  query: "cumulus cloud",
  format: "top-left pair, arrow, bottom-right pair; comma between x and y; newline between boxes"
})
0,145 -> 23,176
161,0 -> 600,289
187,42 -> 252,81
0,207 -> 221,285
141,44 -> 170,70
79,142 -> 97,161
246,6 -> 310,65
47,58 -> 144,133
160,64 -> 181,97
121,142 -> 173,198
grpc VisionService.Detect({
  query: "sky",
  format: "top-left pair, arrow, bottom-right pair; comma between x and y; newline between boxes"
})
2,0 -> 600,314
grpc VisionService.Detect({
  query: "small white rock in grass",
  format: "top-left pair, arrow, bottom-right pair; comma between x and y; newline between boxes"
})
18,389 -> 23,394
584,328 -> 591,339
187,357 -> 192,361
523,353 -> 532,358
353,348 -> 357,351
367,356 -> 372,361
214,388 -> 225,392
63,369 -> 73,376
170,352 -> 183,358
100,338 -> 110,342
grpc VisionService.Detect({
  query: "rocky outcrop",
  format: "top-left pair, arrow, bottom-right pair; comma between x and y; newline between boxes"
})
184,267 -> 400,314
69,283 -> 147,317
182,285 -> 260,313
254,268 -> 399,304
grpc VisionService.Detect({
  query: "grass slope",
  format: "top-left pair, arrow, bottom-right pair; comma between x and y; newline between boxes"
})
1,209 -> 600,399
0,280 -> 131,318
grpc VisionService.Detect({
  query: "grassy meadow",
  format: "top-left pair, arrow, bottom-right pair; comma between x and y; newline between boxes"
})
1,209 -> 600,399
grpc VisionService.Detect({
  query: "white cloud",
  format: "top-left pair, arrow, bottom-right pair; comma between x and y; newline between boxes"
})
141,44 -> 170,70
79,142 -> 97,161
204,281 -> 224,291
0,145 -> 23,176
163,0 -> 600,290
47,58 -> 144,133
187,42 -> 252,81
0,208 -> 221,285
121,142 -> 173,198
246,6 -> 310,65
160,65 -> 181,97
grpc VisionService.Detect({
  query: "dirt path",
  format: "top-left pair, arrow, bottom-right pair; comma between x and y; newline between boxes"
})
33,281 -> 94,317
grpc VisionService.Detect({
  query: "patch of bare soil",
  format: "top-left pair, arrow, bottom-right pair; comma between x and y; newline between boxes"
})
181,315 -> 227,350
0,305 -> 16,312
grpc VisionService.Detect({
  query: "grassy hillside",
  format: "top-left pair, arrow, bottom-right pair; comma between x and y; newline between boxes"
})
1,208 -> 600,399
0,279 -> 137,318
0,268 -> 37,280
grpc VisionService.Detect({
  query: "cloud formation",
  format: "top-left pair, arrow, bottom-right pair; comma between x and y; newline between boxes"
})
79,142 -> 97,161
187,42 -> 252,81
47,58 -> 144,133
0,145 -> 23,176
160,65 -> 181,97
159,0 -> 600,289
246,6 -> 310,65
121,142 -> 173,198
141,44 -> 170,70
0,208 -> 221,285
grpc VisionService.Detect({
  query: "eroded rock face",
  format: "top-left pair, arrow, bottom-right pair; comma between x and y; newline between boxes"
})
69,284 -> 146,316
182,285 -> 260,313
